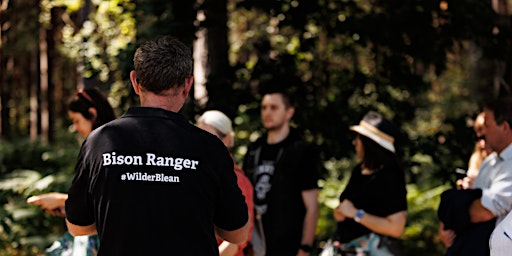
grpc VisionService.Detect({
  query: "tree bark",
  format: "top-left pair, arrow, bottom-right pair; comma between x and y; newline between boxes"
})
200,0 -> 236,116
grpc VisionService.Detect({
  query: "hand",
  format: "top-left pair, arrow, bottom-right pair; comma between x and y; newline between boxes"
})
27,192 -> 68,217
334,199 -> 357,221
456,176 -> 474,190
438,222 -> 456,247
333,204 -> 346,222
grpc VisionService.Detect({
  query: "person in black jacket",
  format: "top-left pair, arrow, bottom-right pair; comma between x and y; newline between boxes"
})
243,88 -> 320,256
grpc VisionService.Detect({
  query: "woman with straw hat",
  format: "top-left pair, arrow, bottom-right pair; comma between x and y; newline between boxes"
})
329,111 -> 407,255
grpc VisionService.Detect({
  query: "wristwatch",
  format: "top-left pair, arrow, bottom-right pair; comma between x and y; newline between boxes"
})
299,244 -> 312,252
354,209 -> 365,223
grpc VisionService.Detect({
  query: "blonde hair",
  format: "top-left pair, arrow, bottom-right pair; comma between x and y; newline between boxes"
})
467,112 -> 489,177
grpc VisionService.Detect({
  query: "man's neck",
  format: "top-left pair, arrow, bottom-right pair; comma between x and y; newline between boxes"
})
267,125 -> 290,144
139,90 -> 183,113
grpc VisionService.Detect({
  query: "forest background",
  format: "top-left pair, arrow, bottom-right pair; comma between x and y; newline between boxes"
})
2,0 -> 512,255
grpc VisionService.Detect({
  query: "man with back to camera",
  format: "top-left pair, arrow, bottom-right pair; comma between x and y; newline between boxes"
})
64,35 -> 249,255
243,83 -> 321,256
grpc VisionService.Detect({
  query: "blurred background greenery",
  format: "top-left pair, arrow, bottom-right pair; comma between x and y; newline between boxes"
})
2,0 -> 512,255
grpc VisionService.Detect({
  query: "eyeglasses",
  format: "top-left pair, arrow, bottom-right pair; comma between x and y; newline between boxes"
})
76,88 -> 96,106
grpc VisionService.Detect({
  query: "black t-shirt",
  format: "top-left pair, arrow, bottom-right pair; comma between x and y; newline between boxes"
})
244,130 -> 320,255
334,163 -> 407,243
65,107 -> 248,256
252,141 -> 284,215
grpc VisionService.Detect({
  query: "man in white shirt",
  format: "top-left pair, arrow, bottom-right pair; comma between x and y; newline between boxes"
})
474,97 -> 512,256
440,97 -> 512,256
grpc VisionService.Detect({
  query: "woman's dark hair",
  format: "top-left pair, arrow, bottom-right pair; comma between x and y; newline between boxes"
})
359,135 -> 399,171
68,87 -> 116,129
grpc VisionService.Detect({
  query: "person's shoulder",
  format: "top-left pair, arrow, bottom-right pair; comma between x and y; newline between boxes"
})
87,118 -> 124,136
285,128 -> 312,145
247,135 -> 266,149
379,162 -> 406,181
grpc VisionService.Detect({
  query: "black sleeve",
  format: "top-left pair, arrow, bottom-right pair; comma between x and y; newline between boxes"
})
297,142 -> 321,190
65,144 -> 95,226
213,146 -> 249,231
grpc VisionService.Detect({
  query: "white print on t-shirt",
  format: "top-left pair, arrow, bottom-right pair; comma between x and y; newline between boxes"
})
102,152 -> 199,171
255,175 -> 271,200
254,162 -> 274,214
121,172 -> 180,183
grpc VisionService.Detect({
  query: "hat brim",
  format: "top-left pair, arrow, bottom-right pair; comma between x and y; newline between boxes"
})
350,125 -> 395,153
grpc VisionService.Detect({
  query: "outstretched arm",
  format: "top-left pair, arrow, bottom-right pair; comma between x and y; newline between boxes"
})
27,192 -> 68,216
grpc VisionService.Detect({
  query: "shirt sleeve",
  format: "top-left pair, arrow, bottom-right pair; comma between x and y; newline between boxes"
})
65,145 -> 95,226
213,148 -> 249,231
297,142 -> 321,190
481,165 -> 512,218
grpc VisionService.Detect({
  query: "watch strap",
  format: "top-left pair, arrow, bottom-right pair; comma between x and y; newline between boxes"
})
354,209 -> 365,222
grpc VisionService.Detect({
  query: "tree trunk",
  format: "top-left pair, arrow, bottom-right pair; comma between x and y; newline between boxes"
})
39,26 -> 50,143
0,0 -> 9,138
200,0 -> 236,116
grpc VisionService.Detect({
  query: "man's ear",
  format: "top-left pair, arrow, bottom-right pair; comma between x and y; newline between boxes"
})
503,120 -> 511,132
181,76 -> 194,98
286,107 -> 295,121
130,71 -> 141,95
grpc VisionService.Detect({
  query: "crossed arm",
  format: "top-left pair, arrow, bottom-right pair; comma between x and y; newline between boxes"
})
334,199 -> 407,238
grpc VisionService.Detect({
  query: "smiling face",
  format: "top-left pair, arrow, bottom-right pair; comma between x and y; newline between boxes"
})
260,93 -> 294,132
68,110 -> 94,138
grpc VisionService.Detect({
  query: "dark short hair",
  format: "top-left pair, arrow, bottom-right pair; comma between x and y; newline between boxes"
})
259,76 -> 299,109
484,96 -> 512,128
68,87 -> 116,129
133,35 -> 193,94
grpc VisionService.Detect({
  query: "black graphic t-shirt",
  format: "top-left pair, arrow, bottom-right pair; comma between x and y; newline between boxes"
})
65,107 -> 248,256
253,142 -> 284,215
243,129 -> 320,255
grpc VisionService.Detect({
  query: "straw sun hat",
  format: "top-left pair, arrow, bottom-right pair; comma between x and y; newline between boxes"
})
349,111 -> 398,153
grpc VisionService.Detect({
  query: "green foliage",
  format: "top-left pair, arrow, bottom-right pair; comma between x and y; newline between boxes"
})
316,157 -> 354,242
3,0 -> 512,254
0,137 -> 80,255
402,184 -> 450,255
